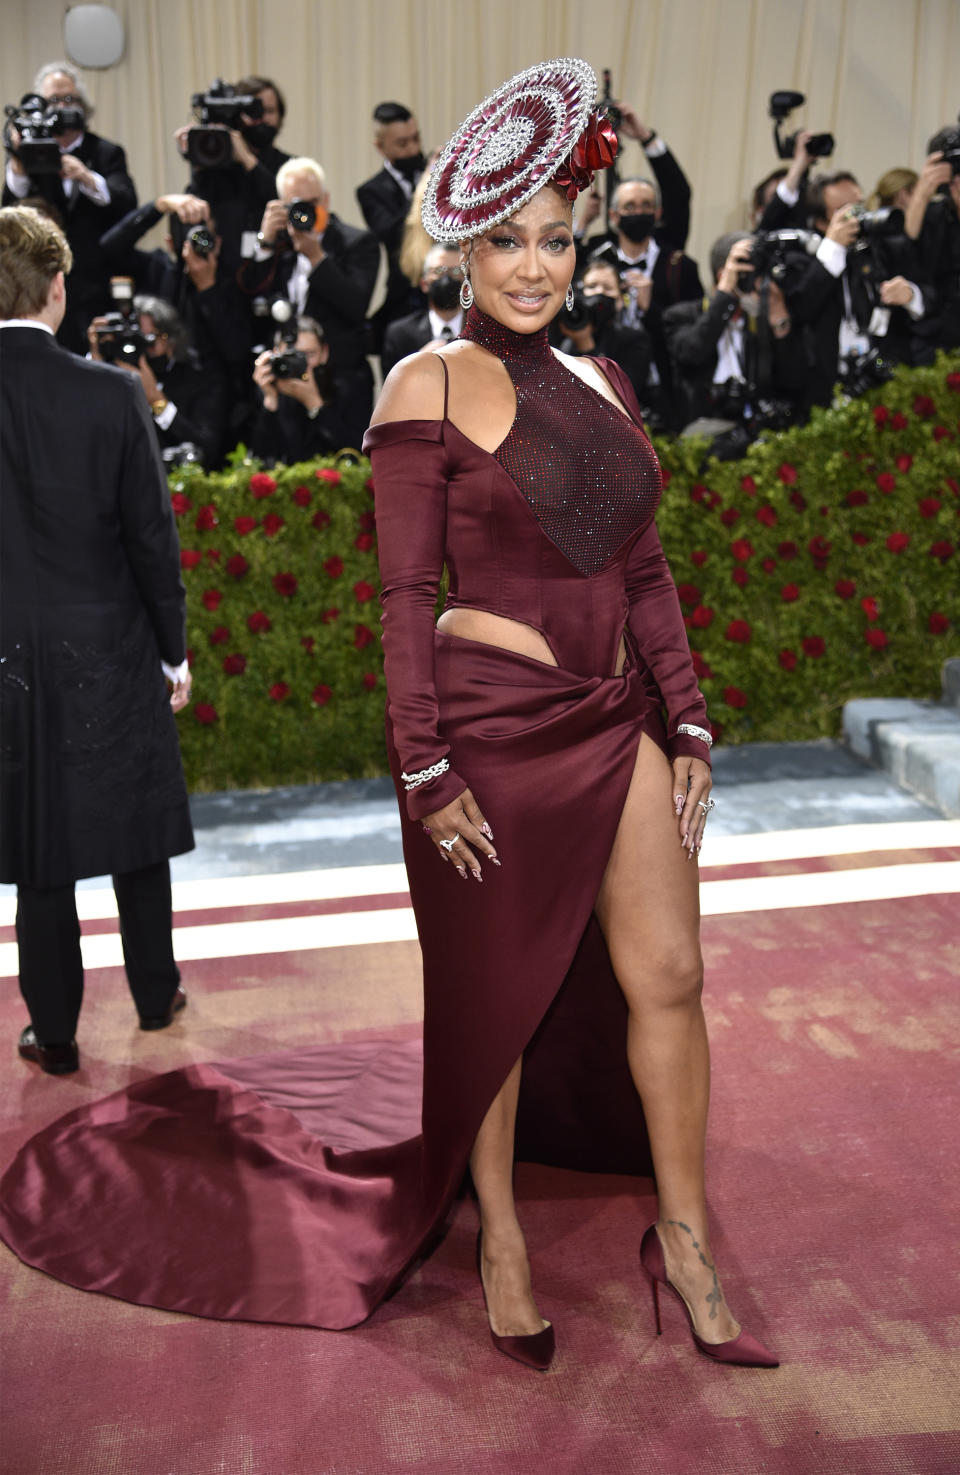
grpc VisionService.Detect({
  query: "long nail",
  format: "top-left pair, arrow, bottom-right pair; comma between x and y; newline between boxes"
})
480,822 -> 494,839
674,794 -> 685,816
471,869 -> 483,883
490,857 -> 501,867
457,866 -> 468,879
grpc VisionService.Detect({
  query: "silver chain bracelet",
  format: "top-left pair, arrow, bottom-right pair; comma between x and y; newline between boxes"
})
676,723 -> 714,749
402,757 -> 450,791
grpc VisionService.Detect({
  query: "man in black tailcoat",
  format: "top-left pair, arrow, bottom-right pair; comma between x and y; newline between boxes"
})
0,206 -> 194,1076
2,61 -> 137,354
356,101 -> 425,347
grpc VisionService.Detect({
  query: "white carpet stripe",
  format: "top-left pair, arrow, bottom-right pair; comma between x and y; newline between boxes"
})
0,861 -> 958,978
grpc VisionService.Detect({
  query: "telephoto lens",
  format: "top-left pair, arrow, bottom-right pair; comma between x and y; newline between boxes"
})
186,225 -> 216,257
287,199 -> 318,233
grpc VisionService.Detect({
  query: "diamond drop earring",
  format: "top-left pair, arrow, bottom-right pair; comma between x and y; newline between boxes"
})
565,283 -> 575,311
459,267 -> 474,311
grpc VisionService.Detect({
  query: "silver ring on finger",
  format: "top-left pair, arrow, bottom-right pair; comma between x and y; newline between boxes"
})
438,832 -> 461,852
697,799 -> 716,815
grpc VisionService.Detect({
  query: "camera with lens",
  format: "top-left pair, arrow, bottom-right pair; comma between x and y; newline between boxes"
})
267,346 -> 309,380
186,79 -> 263,170
162,442 -> 202,469
2,93 -> 85,176
736,227 -> 819,293
185,224 -> 216,257
840,345 -> 895,400
846,203 -> 905,248
769,91 -> 834,162
94,309 -> 155,366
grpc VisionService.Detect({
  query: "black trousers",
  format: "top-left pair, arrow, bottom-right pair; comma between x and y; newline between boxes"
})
15,861 -> 180,1043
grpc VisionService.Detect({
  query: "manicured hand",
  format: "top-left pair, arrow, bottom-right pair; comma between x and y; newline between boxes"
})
421,787 -> 499,882
672,756 -> 713,858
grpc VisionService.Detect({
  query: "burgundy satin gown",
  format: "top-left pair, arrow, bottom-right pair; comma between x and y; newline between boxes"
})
0,308 -> 710,1330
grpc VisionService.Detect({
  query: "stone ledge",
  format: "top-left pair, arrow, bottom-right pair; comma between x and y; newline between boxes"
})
843,662 -> 960,818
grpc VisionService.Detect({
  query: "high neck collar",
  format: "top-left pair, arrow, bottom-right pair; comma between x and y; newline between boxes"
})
459,305 -> 551,362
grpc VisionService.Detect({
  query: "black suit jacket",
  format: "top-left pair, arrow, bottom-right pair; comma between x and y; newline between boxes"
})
663,294 -> 809,425
356,167 -> 421,343
187,144 -> 290,276
381,309 -> 433,375
0,327 -> 191,886
3,131 -> 137,352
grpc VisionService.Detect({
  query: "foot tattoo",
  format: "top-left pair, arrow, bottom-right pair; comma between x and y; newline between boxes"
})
666,1219 -> 723,1321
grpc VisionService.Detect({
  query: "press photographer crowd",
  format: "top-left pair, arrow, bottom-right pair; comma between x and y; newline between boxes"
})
4,61 -> 960,466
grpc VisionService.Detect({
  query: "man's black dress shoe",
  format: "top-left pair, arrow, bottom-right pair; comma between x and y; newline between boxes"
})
18,1027 -> 79,1075
138,985 -> 187,1031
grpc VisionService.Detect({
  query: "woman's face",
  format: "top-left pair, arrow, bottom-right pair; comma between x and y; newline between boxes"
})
463,185 -> 574,333
296,330 -> 327,369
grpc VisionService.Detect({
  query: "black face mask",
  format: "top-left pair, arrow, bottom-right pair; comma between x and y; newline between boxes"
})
241,121 -> 278,152
428,272 -> 462,312
618,212 -> 657,244
583,292 -> 617,329
394,152 -> 425,182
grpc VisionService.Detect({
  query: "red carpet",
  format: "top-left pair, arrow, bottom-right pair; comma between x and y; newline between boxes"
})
1,840 -> 959,1474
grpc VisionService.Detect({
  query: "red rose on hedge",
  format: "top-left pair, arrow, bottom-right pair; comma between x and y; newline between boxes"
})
725,619 -> 751,643
732,567 -> 749,587
802,635 -> 826,659
913,394 -> 936,418
205,549 -> 221,563
324,556 -> 344,577
876,472 -> 896,494
872,405 -> 890,426
312,509 -> 331,530
355,532 -> 374,551
808,535 -> 831,559
359,511 -> 376,532
677,583 -> 701,604
316,468 -> 342,485
933,426 -> 953,442
234,515 -> 257,536
300,636 -> 315,653
886,531 -> 910,553
690,605 -> 714,629
690,550 -> 708,567
846,489 -> 869,507
223,654 -> 246,675
789,491 -> 807,511
247,610 -> 272,633
723,685 -> 748,708
929,612 -> 949,634
269,682 -> 290,701
834,579 -> 856,599
730,538 -> 754,562
890,411 -> 908,430
865,628 -> 889,650
918,497 -> 942,518
778,649 -> 798,671
262,512 -> 285,537
171,492 -> 192,516
720,508 -> 740,527
691,651 -> 713,679
180,549 -> 202,569
272,572 -> 298,597
947,371 -> 960,391
201,589 -> 222,611
321,607 -> 340,624
761,557 -> 777,574
777,463 -> 798,485
740,475 -> 757,495
851,532 -> 872,546
930,540 -> 955,561
209,625 -> 230,646
690,483 -> 708,504
194,703 -> 218,724
895,453 -> 913,473
660,468 -> 671,487
777,540 -> 798,560
250,473 -> 276,498
354,623 -> 375,649
353,580 -> 376,603
226,554 -> 249,578
312,684 -> 332,705
362,673 -> 378,690
861,596 -> 879,620
292,485 -> 312,507
195,504 -> 217,531
756,505 -> 777,527
780,584 -> 799,602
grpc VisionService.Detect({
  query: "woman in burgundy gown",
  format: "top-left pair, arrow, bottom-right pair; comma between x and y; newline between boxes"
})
0,60 -> 775,1370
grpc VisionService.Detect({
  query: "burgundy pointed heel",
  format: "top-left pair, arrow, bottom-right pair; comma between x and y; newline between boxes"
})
476,1233 -> 555,1372
640,1222 -> 779,1368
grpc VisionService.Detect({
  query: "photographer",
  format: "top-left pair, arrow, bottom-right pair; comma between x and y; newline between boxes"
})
381,242 -> 463,376
791,170 -> 931,404
356,101 -> 425,344
87,294 -> 227,468
176,77 -> 291,276
753,131 -> 814,230
906,128 -> 960,351
663,232 -> 808,458
3,61 -> 137,354
556,261 -> 653,403
250,316 -> 348,464
239,156 -> 379,446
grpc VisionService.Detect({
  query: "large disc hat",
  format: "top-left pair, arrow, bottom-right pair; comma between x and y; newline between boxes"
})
421,57 -> 618,241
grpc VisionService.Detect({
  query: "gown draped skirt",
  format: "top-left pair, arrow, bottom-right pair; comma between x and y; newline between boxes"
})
0,310 -> 711,1330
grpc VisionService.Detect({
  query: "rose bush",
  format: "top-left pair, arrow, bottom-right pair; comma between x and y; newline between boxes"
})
172,358 -> 959,790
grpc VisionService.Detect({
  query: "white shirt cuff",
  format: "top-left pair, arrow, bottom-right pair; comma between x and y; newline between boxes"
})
776,179 -> 800,207
79,168 -> 111,206
154,400 -> 177,431
905,283 -> 925,320
816,237 -> 848,278
162,659 -> 189,684
5,163 -> 29,197
643,136 -> 667,157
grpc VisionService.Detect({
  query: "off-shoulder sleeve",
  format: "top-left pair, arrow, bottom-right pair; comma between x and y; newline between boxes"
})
624,519 -> 712,766
362,418 -> 469,819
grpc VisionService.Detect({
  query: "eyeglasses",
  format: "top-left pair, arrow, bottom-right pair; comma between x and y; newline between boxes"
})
46,93 -> 80,106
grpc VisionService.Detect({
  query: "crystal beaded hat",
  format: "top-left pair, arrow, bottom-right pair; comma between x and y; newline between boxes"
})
421,57 -> 617,241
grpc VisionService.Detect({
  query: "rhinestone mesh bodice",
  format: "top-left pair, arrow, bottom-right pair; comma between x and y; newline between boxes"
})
458,306 -> 662,576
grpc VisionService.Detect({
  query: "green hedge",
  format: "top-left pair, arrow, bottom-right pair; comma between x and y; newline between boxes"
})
173,355 -> 960,791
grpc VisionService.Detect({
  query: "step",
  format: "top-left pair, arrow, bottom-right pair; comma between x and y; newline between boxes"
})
843,662 -> 960,819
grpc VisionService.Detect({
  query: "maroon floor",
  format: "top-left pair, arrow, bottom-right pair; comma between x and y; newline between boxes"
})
1,884 -> 959,1474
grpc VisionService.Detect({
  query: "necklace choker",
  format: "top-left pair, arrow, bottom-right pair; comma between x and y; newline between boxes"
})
458,305 -> 551,362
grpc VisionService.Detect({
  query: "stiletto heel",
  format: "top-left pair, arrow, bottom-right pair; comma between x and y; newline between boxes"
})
476,1231 -> 555,1372
640,1222 -> 779,1368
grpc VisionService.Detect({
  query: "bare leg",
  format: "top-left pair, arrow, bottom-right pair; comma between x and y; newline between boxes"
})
595,733 -> 739,1343
470,1057 -> 548,1337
